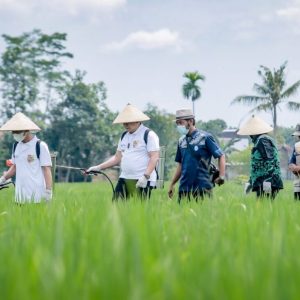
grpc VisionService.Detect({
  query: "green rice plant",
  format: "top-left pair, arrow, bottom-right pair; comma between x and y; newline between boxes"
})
0,181 -> 299,300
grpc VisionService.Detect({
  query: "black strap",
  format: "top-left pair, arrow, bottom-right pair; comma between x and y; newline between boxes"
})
120,131 -> 127,141
143,129 -> 150,144
36,140 -> 41,159
12,142 -> 18,158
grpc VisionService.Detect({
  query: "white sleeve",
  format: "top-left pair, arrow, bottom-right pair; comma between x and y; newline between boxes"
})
39,141 -> 52,167
117,138 -> 122,151
147,131 -> 160,152
11,151 -> 15,164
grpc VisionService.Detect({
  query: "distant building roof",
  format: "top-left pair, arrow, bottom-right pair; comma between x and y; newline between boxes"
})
219,129 -> 245,139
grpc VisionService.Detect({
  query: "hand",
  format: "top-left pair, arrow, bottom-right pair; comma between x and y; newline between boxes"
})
168,184 -> 175,198
0,176 -> 6,185
214,176 -> 225,186
136,176 -> 148,188
244,182 -> 252,194
45,189 -> 53,202
86,165 -> 101,173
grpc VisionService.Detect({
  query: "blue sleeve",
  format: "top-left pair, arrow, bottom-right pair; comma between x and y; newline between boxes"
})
289,148 -> 296,164
175,144 -> 182,163
205,135 -> 224,159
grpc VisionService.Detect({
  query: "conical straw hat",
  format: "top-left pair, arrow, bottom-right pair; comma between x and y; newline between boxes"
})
237,115 -> 273,135
0,112 -> 41,131
113,103 -> 150,124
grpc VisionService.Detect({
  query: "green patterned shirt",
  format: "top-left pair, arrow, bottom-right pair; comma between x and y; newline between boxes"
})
250,134 -> 283,190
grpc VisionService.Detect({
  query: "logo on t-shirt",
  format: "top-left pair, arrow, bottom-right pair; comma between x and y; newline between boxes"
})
27,154 -> 35,163
133,140 -> 139,148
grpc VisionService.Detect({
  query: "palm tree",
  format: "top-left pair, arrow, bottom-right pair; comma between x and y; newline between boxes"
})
232,61 -> 300,135
182,71 -> 205,116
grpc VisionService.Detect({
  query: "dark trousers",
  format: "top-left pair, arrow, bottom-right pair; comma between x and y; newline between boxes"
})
256,186 -> 279,199
113,178 -> 153,201
178,189 -> 212,203
294,192 -> 300,200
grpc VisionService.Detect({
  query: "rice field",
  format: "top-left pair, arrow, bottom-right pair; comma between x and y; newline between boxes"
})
0,180 -> 300,300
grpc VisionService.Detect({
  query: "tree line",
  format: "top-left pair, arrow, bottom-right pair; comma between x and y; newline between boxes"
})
0,29 -> 299,182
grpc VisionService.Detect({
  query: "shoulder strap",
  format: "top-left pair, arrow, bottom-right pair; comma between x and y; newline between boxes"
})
13,142 -> 18,158
144,128 -> 150,145
120,131 -> 127,141
36,140 -> 41,159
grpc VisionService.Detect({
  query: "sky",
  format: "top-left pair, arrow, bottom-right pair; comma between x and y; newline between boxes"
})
0,0 -> 300,128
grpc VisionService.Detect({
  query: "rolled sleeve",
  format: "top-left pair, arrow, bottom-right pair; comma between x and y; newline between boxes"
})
39,142 -> 52,167
147,131 -> 160,152
205,135 -> 224,158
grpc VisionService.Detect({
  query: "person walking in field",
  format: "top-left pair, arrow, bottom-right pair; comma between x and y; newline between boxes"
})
87,103 -> 160,200
168,108 -> 226,203
238,115 -> 283,199
288,124 -> 300,200
0,112 -> 53,203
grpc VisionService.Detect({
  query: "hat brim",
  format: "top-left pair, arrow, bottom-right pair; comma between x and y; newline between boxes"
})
174,115 -> 195,122
0,112 -> 41,132
292,132 -> 300,136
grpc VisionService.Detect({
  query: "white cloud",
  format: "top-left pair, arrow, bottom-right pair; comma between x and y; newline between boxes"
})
54,0 -> 126,15
0,0 -> 126,15
0,0 -> 32,13
103,28 -> 182,52
276,1 -> 300,21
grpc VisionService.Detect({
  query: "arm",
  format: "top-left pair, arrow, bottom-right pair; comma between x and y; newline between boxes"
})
2,165 -> 16,180
42,166 -> 53,190
144,151 -> 159,176
214,154 -> 226,186
288,148 -> 300,175
168,163 -> 182,198
289,163 -> 300,175
218,154 -> 226,177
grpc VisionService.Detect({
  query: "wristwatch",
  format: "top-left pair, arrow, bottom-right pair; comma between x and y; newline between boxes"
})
144,174 -> 150,180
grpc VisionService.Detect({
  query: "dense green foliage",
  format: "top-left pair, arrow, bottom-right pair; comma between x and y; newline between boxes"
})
0,181 -> 300,299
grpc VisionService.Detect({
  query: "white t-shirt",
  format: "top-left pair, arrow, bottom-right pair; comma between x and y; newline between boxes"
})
12,136 -> 52,203
117,124 -> 160,183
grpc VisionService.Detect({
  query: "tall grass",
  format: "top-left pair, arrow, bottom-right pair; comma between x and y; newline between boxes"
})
0,181 -> 299,300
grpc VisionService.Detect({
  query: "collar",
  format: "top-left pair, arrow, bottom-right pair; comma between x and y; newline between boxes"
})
128,123 -> 144,136
21,135 -> 37,145
187,128 -> 198,139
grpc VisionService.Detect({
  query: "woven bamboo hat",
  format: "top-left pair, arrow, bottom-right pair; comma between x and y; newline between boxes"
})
0,112 -> 41,131
292,124 -> 300,136
237,115 -> 273,135
113,103 -> 150,124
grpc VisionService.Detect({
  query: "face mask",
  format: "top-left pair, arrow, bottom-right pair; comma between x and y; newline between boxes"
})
177,125 -> 189,135
13,132 -> 25,142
